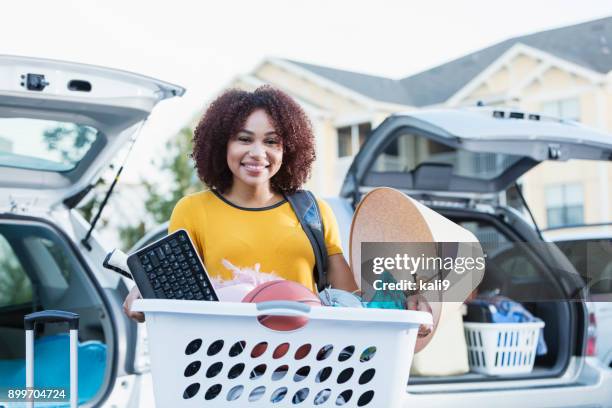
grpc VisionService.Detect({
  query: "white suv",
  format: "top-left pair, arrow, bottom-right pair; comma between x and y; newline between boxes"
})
0,55 -> 183,407
333,108 -> 612,407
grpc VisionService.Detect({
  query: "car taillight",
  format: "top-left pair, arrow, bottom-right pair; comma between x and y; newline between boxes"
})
586,311 -> 597,357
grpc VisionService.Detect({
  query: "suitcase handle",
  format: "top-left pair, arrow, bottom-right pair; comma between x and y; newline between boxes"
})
24,310 -> 79,408
24,310 -> 79,331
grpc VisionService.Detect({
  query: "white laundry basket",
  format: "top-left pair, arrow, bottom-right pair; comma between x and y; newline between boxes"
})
463,321 -> 545,375
132,299 -> 431,408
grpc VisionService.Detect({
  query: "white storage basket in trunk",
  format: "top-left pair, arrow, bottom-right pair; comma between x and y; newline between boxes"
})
463,321 -> 545,375
133,300 -> 431,408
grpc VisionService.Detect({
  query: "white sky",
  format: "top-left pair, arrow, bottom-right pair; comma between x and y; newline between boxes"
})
2,0 -> 612,184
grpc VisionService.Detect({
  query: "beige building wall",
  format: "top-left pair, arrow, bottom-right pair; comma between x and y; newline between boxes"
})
456,51 -> 612,235
608,85 -> 612,131
309,118 -> 338,195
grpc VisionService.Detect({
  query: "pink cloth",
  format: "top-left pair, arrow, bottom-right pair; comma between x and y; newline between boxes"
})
213,259 -> 282,302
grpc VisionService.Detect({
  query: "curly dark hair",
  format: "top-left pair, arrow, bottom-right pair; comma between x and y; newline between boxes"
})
192,86 -> 316,194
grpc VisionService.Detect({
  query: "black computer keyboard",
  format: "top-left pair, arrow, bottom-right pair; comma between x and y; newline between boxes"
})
127,229 -> 218,301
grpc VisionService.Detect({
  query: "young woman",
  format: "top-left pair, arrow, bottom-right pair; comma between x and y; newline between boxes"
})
124,86 -> 359,322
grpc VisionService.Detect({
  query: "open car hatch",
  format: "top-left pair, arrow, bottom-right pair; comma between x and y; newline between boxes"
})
342,107 -> 612,197
0,55 -> 185,209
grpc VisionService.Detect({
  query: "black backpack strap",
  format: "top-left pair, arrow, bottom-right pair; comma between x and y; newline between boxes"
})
286,190 -> 328,292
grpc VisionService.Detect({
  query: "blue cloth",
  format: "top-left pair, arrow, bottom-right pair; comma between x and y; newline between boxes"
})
469,295 -> 548,355
319,288 -> 363,308
364,271 -> 406,310
0,334 -> 107,406
320,272 -> 407,310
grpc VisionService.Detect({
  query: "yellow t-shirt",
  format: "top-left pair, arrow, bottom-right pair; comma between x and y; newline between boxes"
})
168,190 -> 343,292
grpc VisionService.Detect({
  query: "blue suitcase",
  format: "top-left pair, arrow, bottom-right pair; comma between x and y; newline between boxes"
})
24,311 -> 79,408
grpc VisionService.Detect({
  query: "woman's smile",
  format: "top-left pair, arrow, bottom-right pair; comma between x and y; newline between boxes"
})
241,161 -> 269,173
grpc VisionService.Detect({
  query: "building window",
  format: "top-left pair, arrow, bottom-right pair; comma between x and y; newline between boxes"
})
541,98 -> 580,121
358,123 -> 371,146
545,183 -> 584,228
337,126 -> 353,157
336,122 -> 372,158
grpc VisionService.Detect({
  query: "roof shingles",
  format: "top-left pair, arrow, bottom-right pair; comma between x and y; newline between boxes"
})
285,17 -> 612,107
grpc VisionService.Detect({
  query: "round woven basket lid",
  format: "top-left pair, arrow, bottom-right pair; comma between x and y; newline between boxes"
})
349,187 -> 441,353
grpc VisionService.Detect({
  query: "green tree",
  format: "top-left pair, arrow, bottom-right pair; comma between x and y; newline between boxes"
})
143,127 -> 201,223
118,127 -> 201,249
119,221 -> 147,251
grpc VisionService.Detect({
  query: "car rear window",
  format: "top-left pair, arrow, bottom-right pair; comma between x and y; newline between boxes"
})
370,129 -> 523,180
0,117 -> 100,172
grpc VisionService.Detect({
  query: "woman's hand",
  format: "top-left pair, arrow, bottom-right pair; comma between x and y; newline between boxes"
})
407,294 -> 433,338
123,286 -> 145,323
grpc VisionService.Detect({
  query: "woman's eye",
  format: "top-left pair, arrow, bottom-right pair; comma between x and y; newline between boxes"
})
266,139 -> 280,145
237,136 -> 251,143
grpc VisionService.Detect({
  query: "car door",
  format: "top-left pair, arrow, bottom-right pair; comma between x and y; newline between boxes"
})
554,236 -> 612,366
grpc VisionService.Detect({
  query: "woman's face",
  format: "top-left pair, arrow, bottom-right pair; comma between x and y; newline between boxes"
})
226,109 -> 283,190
